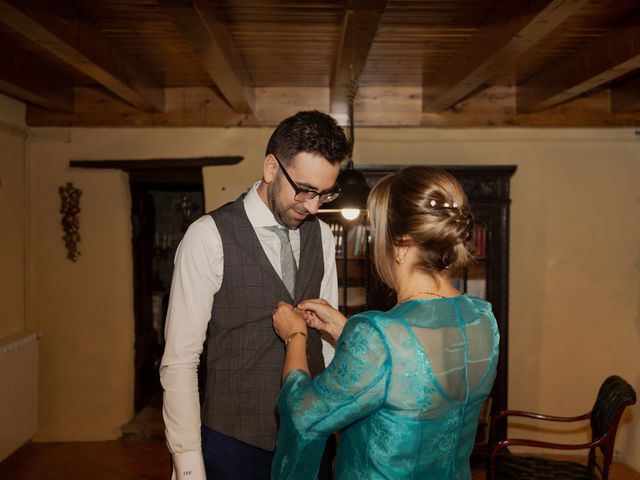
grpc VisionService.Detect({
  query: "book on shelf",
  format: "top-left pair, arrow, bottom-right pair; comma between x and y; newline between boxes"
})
347,224 -> 368,258
329,222 -> 344,256
331,222 -> 368,258
352,225 -> 362,257
473,224 -> 486,259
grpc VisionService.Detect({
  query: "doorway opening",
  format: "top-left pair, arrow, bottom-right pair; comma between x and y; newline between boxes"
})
127,174 -> 204,438
69,156 -> 243,439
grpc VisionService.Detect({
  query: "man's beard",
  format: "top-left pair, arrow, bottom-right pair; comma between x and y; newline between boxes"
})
267,176 -> 306,230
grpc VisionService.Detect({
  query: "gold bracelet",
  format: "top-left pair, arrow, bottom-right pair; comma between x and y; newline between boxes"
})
285,331 -> 307,347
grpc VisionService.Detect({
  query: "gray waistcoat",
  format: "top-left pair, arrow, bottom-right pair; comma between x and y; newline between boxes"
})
202,197 -> 326,451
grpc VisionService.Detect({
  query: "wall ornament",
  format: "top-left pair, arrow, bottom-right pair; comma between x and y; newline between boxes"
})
59,182 -> 82,262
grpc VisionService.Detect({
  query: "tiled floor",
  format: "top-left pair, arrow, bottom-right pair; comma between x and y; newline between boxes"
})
1,441 -> 639,479
4,394 -> 638,478
0,441 -> 172,480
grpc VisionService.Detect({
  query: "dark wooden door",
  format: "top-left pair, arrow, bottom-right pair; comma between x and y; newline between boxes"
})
129,169 -> 204,413
131,185 -> 158,412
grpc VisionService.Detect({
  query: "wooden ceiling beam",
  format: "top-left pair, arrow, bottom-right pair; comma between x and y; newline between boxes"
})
159,0 -> 254,114
517,18 -> 640,112
611,75 -> 640,113
0,78 -> 73,113
0,0 -> 164,112
0,49 -> 74,112
330,0 -> 387,117
24,85 -> 640,128
423,0 -> 588,113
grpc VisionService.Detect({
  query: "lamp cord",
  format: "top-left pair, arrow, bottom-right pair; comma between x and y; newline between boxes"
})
348,80 -> 357,169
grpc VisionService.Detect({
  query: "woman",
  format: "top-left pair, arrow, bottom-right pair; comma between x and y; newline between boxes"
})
271,166 -> 499,479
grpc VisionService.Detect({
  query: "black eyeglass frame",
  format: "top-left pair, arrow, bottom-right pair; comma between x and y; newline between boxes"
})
272,154 -> 341,204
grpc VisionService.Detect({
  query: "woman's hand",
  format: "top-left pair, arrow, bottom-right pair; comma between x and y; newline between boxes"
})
272,301 -> 307,342
297,299 -> 347,345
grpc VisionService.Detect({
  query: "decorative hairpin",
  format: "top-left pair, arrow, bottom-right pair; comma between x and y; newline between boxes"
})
427,198 -> 458,209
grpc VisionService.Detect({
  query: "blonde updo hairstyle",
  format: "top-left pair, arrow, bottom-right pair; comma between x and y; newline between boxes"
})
367,166 -> 474,290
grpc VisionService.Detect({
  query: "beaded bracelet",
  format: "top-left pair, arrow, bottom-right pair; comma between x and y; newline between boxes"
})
285,331 -> 307,346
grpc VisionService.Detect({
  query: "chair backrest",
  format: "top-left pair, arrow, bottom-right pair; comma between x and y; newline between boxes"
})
590,375 -> 636,449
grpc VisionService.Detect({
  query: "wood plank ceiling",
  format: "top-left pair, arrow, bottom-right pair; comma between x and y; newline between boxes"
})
1,0 -> 640,127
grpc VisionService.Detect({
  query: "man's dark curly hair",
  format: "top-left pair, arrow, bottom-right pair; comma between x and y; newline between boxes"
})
266,110 -> 351,166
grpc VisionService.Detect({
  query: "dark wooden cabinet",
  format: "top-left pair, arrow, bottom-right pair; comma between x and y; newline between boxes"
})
320,219 -> 372,317
320,165 -> 516,451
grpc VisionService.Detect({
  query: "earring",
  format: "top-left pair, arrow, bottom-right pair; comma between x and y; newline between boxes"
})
396,257 -> 404,264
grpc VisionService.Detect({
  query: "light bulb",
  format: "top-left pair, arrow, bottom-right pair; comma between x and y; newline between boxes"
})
341,208 -> 360,220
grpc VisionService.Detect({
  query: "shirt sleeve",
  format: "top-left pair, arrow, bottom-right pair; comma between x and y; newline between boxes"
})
318,219 -> 338,308
318,220 -> 339,362
160,216 -> 223,480
271,314 -> 389,479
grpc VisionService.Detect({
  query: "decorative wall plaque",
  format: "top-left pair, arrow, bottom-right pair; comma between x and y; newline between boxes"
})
59,182 -> 82,262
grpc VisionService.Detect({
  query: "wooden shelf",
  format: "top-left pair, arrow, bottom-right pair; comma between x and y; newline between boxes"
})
450,261 -> 486,280
338,278 -> 366,288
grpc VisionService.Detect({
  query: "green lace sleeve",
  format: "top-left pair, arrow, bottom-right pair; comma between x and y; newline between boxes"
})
272,313 -> 390,479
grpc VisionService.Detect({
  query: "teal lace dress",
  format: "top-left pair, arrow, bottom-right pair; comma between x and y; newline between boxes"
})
272,295 -> 499,480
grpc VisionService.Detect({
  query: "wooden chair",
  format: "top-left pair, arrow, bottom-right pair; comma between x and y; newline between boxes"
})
488,375 -> 636,480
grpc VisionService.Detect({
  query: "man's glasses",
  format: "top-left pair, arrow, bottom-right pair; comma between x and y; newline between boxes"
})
273,155 -> 341,204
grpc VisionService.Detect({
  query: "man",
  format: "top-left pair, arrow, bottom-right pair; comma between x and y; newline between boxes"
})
160,110 -> 351,479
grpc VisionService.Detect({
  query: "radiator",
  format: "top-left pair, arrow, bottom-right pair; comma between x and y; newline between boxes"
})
0,331 -> 41,462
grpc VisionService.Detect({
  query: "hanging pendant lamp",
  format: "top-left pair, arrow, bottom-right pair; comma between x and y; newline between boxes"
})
329,160 -> 370,219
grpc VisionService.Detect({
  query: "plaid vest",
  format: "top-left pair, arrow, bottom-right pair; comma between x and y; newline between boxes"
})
202,196 -> 326,451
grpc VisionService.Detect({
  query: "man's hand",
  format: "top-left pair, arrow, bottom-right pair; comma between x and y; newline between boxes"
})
272,301 -> 308,341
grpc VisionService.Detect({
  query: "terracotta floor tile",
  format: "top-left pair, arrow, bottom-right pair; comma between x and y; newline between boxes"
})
120,453 -> 173,480
2,440 -> 639,479
0,454 -> 59,480
610,461 -> 640,480
10,442 -> 144,480
128,441 -> 170,457
70,441 -> 160,470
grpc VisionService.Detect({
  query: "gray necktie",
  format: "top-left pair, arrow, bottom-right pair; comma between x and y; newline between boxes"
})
268,226 -> 297,298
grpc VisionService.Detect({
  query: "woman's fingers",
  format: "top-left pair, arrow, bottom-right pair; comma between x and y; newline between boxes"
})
298,298 -> 329,307
298,300 -> 335,319
302,310 -> 321,323
305,314 -> 325,331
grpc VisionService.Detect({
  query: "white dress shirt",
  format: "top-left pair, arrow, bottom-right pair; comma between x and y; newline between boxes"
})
160,182 -> 338,480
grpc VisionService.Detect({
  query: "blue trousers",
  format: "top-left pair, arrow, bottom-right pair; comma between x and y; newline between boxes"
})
201,425 -> 334,479
201,426 -> 272,479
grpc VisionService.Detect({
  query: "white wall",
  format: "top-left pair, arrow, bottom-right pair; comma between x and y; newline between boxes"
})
6,121 -> 638,469
0,94 -> 28,339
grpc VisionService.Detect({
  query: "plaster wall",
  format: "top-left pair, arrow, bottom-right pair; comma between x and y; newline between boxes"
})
0,94 -> 28,339
9,123 -> 640,468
